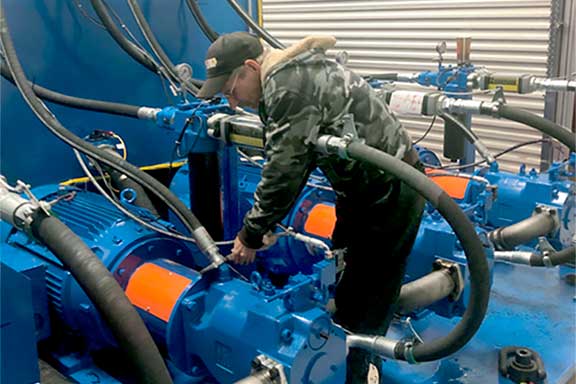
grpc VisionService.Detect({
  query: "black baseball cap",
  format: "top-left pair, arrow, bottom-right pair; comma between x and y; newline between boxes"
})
197,32 -> 263,98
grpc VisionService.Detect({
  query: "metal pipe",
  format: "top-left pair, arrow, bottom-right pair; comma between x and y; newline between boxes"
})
495,247 -> 576,267
488,208 -> 559,251
346,334 -> 399,360
234,371 -> 276,384
397,269 -> 456,314
493,251 -> 534,265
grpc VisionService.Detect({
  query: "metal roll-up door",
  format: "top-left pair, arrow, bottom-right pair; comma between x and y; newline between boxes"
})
261,0 -> 551,172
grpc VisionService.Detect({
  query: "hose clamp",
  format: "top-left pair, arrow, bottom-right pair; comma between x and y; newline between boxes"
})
403,341 -> 419,365
542,251 -> 553,268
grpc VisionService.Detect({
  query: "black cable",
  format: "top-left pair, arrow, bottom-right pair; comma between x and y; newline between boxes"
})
173,117 -> 193,160
29,212 -> 172,384
492,104 -> 575,152
126,0 -> 199,95
345,141 -> 490,362
89,0 -> 159,73
412,115 -> 437,145
94,0 -> 204,91
430,139 -> 545,171
103,0 -> 149,52
0,4 -> 221,261
185,0 -> 219,42
364,73 -> 399,82
225,0 -> 285,49
1,60 -> 142,118
72,0 -> 106,29
439,112 -> 495,164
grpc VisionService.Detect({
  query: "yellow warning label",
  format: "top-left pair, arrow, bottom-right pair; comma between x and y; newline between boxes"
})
488,77 -> 520,92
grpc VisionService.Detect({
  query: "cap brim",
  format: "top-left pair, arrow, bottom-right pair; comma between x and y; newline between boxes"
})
197,74 -> 230,98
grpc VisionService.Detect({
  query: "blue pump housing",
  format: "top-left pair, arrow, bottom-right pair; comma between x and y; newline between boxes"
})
479,155 -> 575,249
170,157 -> 494,320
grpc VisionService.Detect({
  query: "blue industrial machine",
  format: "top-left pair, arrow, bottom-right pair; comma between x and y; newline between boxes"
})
480,155 -> 576,249
1,185 -> 346,383
0,1 -> 574,383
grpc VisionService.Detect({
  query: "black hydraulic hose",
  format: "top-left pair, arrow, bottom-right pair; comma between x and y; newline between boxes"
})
185,0 -> 219,42
126,0 -> 199,95
345,141 -> 490,362
365,73 -> 399,81
0,5 -> 222,264
225,0 -> 285,49
488,210 -> 558,251
89,0 -> 205,89
30,213 -> 172,384
496,105 -> 575,152
108,168 -> 160,217
440,112 -> 495,164
89,0 -> 159,73
1,62 -> 140,118
531,246 -> 576,267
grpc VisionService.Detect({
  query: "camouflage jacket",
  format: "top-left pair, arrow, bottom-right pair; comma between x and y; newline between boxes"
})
238,36 -> 413,248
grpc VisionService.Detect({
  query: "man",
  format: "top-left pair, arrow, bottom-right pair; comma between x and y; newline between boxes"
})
198,32 -> 425,383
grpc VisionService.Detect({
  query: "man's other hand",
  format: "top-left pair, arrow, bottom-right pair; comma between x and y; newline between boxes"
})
230,232 -> 278,265
231,236 -> 257,264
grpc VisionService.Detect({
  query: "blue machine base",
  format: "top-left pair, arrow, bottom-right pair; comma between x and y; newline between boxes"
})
381,263 -> 575,383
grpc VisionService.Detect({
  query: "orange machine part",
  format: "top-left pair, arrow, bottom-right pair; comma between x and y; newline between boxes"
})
427,174 -> 470,200
125,262 -> 191,322
304,203 -> 336,239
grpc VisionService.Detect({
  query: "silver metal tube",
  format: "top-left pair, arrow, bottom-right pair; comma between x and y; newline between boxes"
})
493,251 -> 534,265
291,232 -> 331,253
397,269 -> 456,314
532,78 -> 576,92
346,334 -> 399,359
441,97 -> 483,115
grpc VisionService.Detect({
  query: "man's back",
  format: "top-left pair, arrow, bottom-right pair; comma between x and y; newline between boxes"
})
259,46 -> 413,206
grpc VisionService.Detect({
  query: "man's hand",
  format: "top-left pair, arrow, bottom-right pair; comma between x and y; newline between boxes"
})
230,232 -> 278,265
231,236 -> 257,265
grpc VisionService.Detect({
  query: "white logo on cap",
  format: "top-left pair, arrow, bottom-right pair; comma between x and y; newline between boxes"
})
205,58 -> 218,70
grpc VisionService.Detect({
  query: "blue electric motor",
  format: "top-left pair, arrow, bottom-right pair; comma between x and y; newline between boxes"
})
1,185 -> 347,383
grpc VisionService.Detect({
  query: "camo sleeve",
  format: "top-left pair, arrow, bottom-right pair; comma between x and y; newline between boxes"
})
238,89 -> 321,249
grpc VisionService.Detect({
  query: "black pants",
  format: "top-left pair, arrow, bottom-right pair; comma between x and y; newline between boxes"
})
332,171 -> 425,383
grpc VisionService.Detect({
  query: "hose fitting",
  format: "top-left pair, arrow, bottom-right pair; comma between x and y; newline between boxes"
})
0,176 -> 50,229
346,334 -> 399,360
137,107 -> 162,121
